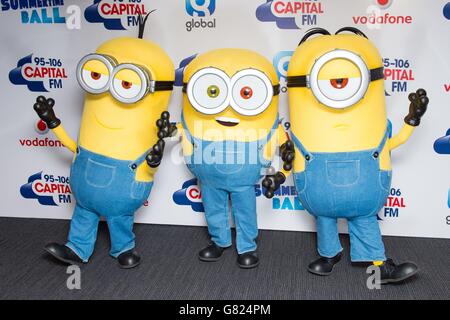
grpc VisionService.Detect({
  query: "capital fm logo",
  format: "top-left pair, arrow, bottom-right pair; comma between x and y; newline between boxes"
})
434,129 -> 450,155
382,57 -> 415,96
9,54 -> 68,92
380,188 -> 406,220
85,0 -> 149,30
256,0 -> 324,29
352,0 -> 412,28
20,171 -> 72,206
0,0 -> 66,24
173,178 -> 204,212
444,2 -> 450,20
273,51 -> 293,93
185,0 -> 216,32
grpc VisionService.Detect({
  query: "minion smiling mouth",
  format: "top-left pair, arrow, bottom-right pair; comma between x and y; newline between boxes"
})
215,116 -> 240,127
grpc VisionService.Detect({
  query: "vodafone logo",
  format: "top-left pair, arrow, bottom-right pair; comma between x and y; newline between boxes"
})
352,0 -> 412,27
374,0 -> 393,9
34,119 -> 49,135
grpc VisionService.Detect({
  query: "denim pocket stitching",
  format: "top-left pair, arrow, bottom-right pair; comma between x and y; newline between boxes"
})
84,159 -> 116,188
325,160 -> 360,187
378,170 -> 392,192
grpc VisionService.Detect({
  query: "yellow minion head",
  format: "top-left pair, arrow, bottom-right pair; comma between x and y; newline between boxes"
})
182,48 -> 279,142
76,34 -> 175,159
287,27 -> 387,151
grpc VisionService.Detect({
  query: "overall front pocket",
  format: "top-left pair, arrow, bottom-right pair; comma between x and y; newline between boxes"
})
326,160 -> 360,187
84,159 -> 116,188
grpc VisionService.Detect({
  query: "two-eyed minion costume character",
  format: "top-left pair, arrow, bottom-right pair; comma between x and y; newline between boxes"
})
33,23 -> 175,268
177,49 -> 289,268
287,28 -> 429,283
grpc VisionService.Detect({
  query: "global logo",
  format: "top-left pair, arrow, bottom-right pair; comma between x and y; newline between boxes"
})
444,2 -> 450,20
85,0 -> 149,30
185,0 -> 216,31
0,0 -> 66,24
273,51 -> 293,93
256,0 -> 324,29
9,54 -> 67,92
186,0 -> 215,17
20,171 -> 72,206
173,178 -> 204,212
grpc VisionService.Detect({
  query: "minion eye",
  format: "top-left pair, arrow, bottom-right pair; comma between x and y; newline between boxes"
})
77,54 -> 115,94
230,69 -> 273,116
187,68 -> 229,115
317,76 -> 362,102
207,85 -> 220,98
110,64 -> 149,104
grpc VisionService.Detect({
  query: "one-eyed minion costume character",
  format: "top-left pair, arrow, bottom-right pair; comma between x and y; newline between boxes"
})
176,49 -> 290,268
287,27 -> 429,283
33,16 -> 175,268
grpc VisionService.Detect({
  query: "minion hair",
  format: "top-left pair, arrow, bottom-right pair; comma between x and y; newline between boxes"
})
138,10 -> 156,39
335,27 -> 368,38
298,28 -> 331,46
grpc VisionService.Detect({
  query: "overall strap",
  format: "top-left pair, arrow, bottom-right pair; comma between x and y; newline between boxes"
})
290,132 -> 313,161
258,115 -> 280,148
129,147 -> 153,171
181,112 -> 195,145
373,122 -> 392,158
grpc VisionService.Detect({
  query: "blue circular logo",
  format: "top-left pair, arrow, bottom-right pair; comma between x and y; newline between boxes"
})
444,2 -> 450,20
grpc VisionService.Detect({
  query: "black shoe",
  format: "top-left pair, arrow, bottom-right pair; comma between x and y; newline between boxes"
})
307,252 -> 342,276
44,242 -> 84,265
379,258 -> 418,284
237,251 -> 259,269
198,243 -> 227,262
117,250 -> 141,269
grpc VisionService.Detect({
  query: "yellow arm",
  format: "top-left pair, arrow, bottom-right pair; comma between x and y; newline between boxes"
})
51,125 -> 77,153
177,123 -> 193,157
389,124 -> 416,151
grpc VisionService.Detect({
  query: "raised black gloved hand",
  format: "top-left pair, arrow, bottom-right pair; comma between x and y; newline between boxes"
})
33,96 -> 60,129
262,169 -> 286,199
280,140 -> 295,171
146,111 -> 177,168
404,88 -> 429,127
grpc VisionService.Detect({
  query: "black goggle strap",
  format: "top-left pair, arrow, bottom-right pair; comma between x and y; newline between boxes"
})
287,67 -> 384,88
181,83 -> 281,96
153,81 -> 175,91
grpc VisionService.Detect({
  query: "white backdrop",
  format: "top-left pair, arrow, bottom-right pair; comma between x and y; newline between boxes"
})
0,0 -> 449,239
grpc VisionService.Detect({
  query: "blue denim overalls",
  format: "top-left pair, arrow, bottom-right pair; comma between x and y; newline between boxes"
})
66,146 -> 153,262
291,125 -> 392,262
182,114 -> 278,254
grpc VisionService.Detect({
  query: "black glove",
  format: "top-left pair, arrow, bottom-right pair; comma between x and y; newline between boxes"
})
404,88 -> 429,127
262,170 -> 286,199
33,96 -> 60,129
280,140 -> 295,171
145,111 -> 176,168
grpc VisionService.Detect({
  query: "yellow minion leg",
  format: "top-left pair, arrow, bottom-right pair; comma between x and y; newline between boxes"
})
51,125 -> 77,153
389,124 -> 416,151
